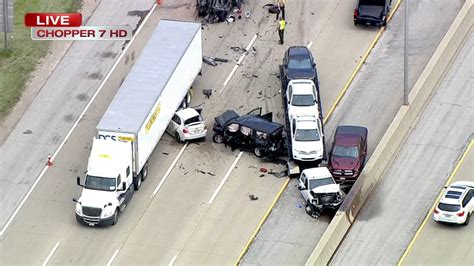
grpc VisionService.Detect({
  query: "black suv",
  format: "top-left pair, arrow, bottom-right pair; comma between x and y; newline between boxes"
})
280,46 -> 319,90
353,0 -> 391,28
212,108 -> 285,158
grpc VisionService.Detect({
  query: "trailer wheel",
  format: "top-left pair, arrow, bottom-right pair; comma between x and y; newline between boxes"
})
112,208 -> 119,225
213,134 -> 224,143
141,162 -> 148,181
134,176 -> 141,191
175,132 -> 183,143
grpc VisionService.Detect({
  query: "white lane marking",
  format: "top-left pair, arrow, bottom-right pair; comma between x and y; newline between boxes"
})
208,152 -> 244,204
152,143 -> 188,197
42,241 -> 60,266
0,3 -> 158,237
168,254 -> 178,266
106,249 -> 120,266
307,41 -> 313,48
220,34 -> 258,92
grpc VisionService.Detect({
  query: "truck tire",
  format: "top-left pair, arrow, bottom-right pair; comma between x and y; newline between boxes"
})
213,134 -> 224,143
112,208 -> 119,225
175,132 -> 183,143
134,176 -> 142,191
141,162 -> 148,181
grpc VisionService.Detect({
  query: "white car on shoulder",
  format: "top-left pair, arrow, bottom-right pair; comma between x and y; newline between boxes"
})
434,181 -> 474,225
166,108 -> 207,142
290,115 -> 324,162
286,79 -> 320,120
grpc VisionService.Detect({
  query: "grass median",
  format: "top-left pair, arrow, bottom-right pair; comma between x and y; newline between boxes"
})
0,0 -> 82,119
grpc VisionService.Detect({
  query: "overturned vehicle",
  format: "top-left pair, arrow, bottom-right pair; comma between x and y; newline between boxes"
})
297,167 -> 345,218
212,108 -> 286,158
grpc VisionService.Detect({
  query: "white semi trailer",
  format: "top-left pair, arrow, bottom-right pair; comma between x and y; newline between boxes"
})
74,20 -> 202,226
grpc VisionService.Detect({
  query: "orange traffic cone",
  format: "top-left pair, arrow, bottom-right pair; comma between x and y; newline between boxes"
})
47,154 -> 53,166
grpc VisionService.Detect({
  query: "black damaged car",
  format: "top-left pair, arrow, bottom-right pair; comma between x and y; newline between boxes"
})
353,0 -> 392,28
212,108 -> 286,158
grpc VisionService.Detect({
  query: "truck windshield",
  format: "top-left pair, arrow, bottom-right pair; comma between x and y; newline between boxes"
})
85,175 -> 116,191
309,177 -> 334,190
333,145 -> 359,158
295,128 -> 320,141
292,94 -> 315,106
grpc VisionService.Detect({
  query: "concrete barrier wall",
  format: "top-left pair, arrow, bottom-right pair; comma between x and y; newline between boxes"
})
306,1 -> 473,265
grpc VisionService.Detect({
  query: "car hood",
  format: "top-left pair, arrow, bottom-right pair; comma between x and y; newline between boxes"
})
311,184 -> 340,194
293,139 -> 323,153
79,188 -> 117,208
287,68 -> 316,80
359,5 -> 384,19
331,156 -> 359,170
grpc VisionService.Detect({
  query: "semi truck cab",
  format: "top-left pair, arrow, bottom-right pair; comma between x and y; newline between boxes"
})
74,138 -> 135,226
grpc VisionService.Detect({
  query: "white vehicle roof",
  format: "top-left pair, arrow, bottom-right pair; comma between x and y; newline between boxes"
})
440,181 -> 474,205
296,116 -> 319,129
289,79 -> 316,95
176,108 -> 200,120
87,139 -> 130,177
302,167 -> 333,180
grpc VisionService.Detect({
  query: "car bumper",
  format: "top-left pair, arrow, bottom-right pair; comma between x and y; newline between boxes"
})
76,213 -> 115,227
354,17 -> 384,27
183,129 -> 207,140
433,213 -> 466,224
293,153 -> 323,162
332,172 -> 359,183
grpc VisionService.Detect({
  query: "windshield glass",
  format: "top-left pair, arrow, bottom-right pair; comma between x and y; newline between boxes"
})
295,128 -> 320,141
85,175 -> 116,191
288,57 -> 312,70
309,177 -> 334,190
184,115 -> 201,126
438,203 -> 461,212
292,94 -> 315,106
333,145 -> 359,158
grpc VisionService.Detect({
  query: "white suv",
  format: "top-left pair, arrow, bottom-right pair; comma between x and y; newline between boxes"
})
433,181 -> 474,225
286,79 -> 319,120
290,115 -> 324,162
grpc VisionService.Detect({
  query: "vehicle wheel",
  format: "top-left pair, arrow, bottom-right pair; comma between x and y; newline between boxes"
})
254,147 -> 263,158
141,162 -> 148,181
383,19 -> 387,27
354,21 -> 357,26
112,208 -> 119,225
463,214 -> 470,226
134,176 -> 141,191
175,132 -> 183,143
213,134 -> 224,144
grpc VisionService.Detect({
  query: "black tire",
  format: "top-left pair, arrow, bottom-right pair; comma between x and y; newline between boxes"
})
463,214 -> 470,226
141,162 -> 148,181
213,134 -> 224,144
112,208 -> 119,225
175,132 -> 183,143
134,176 -> 141,191
254,147 -> 263,158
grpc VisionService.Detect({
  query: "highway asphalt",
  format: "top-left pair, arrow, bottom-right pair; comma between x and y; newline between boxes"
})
0,0 -> 375,264
242,0 -> 463,264
331,31 -> 473,265
401,141 -> 474,265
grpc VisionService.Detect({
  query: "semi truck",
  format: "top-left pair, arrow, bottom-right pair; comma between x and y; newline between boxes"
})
73,20 -> 202,227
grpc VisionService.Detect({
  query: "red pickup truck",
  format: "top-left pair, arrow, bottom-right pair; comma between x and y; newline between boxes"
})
328,126 -> 368,184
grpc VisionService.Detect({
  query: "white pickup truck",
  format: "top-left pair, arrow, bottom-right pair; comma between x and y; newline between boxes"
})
74,20 -> 202,227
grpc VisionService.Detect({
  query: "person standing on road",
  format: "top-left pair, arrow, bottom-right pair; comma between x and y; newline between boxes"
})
278,18 -> 286,45
276,0 -> 286,20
